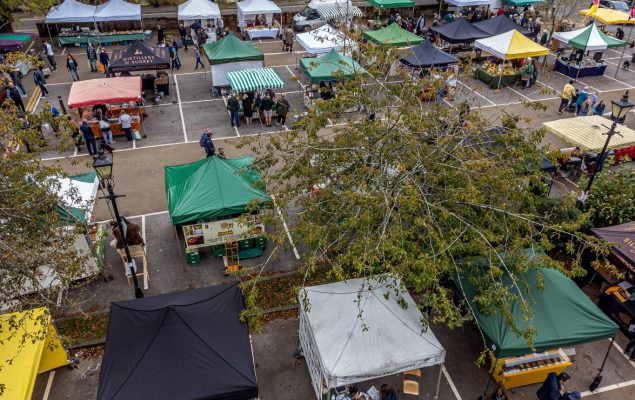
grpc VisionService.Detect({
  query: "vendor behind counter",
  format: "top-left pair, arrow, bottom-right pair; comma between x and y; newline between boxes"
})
80,102 -> 144,139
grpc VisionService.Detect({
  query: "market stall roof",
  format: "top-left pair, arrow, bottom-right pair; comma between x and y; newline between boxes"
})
543,115 -> 635,152
68,76 -> 142,108
203,34 -> 264,65
580,8 -> 635,25
300,275 -> 445,390
399,40 -> 457,68
592,221 -> 635,274
227,68 -> 284,92
178,0 -> 221,20
505,0 -> 544,5
363,23 -> 424,47
367,0 -> 414,8
315,2 -> 362,20
109,41 -> 171,73
165,155 -> 271,225
552,23 -> 626,51
55,171 -> 99,224
300,49 -> 366,83
97,284 -> 258,400
0,308 -> 69,400
45,0 -> 97,23
445,0 -> 492,5
94,0 -> 141,22
236,0 -> 282,14
0,33 -> 32,51
430,17 -> 489,44
473,14 -> 531,36
457,250 -> 619,357
296,25 -> 355,55
474,29 -> 549,59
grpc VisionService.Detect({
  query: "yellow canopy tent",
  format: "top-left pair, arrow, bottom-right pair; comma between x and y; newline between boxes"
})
0,308 -> 69,400
474,29 -> 549,60
543,115 -> 635,152
579,8 -> 635,25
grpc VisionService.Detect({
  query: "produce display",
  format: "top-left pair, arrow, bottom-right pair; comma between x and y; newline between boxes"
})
59,29 -> 143,37
480,61 -> 520,76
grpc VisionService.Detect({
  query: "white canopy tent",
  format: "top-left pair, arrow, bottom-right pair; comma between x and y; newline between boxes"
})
178,0 -> 221,20
445,0 -> 492,5
299,275 -> 446,399
45,0 -> 97,23
94,0 -> 142,22
296,25 -> 357,55
237,0 -> 282,28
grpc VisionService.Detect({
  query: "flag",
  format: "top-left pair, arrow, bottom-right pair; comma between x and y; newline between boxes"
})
630,5 -> 635,19
589,0 -> 600,14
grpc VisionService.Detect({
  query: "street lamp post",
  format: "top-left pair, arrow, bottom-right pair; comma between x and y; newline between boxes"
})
577,91 -> 634,209
93,153 -> 143,298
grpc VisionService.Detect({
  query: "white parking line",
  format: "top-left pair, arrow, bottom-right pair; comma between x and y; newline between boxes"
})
611,338 -> 635,369
581,380 -> 635,396
442,365 -> 462,400
506,85 -> 534,102
141,215 -> 148,290
42,371 -> 55,400
457,80 -> 495,106
173,74 -> 188,143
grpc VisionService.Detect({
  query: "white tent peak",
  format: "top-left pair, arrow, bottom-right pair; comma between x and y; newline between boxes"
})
178,0 -> 221,20
95,0 -> 141,22
237,0 -> 282,13
45,0 -> 97,23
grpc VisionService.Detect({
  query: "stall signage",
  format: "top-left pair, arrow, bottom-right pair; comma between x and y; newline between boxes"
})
182,217 -> 264,250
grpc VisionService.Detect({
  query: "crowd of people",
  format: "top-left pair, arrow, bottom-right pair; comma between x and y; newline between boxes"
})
558,80 -> 607,116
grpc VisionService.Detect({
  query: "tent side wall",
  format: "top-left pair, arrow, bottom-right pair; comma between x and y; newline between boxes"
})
299,301 -> 329,399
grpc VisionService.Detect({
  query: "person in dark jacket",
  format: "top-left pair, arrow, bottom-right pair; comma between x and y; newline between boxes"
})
276,93 -> 290,127
178,22 -> 188,50
33,68 -> 49,97
260,94 -> 274,127
379,384 -> 397,400
227,94 -> 240,127
200,128 -> 216,157
242,94 -> 253,126
536,372 -> 570,400
99,48 -> 110,77
80,119 -> 98,156
5,82 -> 25,112
157,25 -> 164,45
66,54 -> 80,81
10,69 -> 26,97
86,43 -> 97,72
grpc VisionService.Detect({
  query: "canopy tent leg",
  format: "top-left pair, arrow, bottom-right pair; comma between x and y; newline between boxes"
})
615,26 -> 633,79
173,225 -> 183,255
55,24 -> 59,47
590,336 -> 616,391
575,63 -> 581,82
434,363 -> 444,400
46,24 -> 53,46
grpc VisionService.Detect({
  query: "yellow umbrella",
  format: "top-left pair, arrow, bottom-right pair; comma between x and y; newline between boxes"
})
579,8 -> 635,25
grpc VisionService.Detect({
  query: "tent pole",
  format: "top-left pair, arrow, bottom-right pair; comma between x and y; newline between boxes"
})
434,363 -> 443,400
590,336 -> 616,391
46,24 -> 53,46
174,225 -> 183,255
575,62 -> 581,82
614,25 -> 633,79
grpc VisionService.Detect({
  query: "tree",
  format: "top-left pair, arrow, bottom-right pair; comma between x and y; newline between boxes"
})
584,165 -> 635,227
1,0 -> 57,24
242,36 -> 604,352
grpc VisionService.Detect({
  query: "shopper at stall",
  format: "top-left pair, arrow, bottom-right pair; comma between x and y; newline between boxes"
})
33,68 -> 49,98
178,22 -> 188,51
119,110 -> 133,141
86,43 -> 98,73
80,119 -> 98,156
558,80 -> 576,114
66,54 -> 80,82
227,94 -> 240,127
242,94 -> 253,126
536,372 -> 570,400
172,40 -> 182,67
169,44 -> 180,71
276,93 -> 290,127
380,384 -> 397,400
5,82 -> 25,113
260,94 -> 274,127
157,25 -> 165,45
616,27 -> 625,41
99,48 -> 110,77
520,59 -> 534,89
99,118 -> 115,145
43,41 -> 57,71
200,129 -> 216,157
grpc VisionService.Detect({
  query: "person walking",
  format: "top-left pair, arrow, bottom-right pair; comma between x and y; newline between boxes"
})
275,93 -> 291,127
86,43 -> 97,72
415,14 -> 426,35
99,118 -> 115,145
227,94 -> 241,127
171,40 -> 182,67
80,120 -> 98,156
575,85 -> 589,115
539,30 -> 549,46
5,82 -> 25,113
169,44 -> 180,71
200,128 -> 216,157
593,99 -> 606,115
178,22 -> 188,50
66,54 -> 80,81
260,93 -> 274,127
99,48 -> 110,77
33,68 -> 49,98
194,46 -> 205,70
536,372 -> 570,400
10,68 -> 27,97
43,41 -> 57,71
242,94 -> 253,126
558,80 -> 576,114
119,110 -> 133,141
283,28 -> 294,53
624,322 -> 635,361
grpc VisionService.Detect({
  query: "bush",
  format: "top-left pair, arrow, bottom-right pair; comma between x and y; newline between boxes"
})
585,166 -> 635,227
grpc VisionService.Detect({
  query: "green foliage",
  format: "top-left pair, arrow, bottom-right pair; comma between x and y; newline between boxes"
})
584,166 -> 635,227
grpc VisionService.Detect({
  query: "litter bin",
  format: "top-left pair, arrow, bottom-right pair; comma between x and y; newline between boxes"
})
186,250 -> 200,264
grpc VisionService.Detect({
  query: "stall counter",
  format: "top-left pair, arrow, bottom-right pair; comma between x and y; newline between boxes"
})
476,67 -> 520,89
87,116 -> 141,138
58,33 -> 145,46
555,58 -> 607,78
246,28 -> 279,40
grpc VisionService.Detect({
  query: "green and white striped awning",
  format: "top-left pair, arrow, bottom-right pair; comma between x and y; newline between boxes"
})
316,3 -> 362,21
226,68 -> 284,93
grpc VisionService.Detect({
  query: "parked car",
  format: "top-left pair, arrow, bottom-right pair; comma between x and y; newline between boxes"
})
598,0 -> 630,12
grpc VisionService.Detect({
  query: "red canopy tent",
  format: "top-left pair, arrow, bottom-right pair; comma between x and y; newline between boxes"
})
68,76 -> 142,108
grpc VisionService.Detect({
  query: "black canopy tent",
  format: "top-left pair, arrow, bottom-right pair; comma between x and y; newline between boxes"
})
109,41 -> 171,73
592,221 -> 635,279
473,14 -> 532,37
430,17 -> 489,44
399,40 -> 457,68
97,283 -> 258,400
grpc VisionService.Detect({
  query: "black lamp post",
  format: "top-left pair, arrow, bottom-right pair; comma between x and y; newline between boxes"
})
93,153 -> 143,298
577,91 -> 634,209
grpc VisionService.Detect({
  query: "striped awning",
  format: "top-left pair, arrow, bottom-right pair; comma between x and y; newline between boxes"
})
316,3 -> 362,21
226,68 -> 284,93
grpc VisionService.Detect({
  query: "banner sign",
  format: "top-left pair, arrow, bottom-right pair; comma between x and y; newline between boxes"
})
182,216 -> 264,250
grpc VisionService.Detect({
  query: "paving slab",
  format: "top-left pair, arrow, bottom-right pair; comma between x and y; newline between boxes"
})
182,100 -> 237,141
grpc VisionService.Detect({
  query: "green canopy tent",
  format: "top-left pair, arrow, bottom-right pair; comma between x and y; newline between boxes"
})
552,23 -> 626,52
456,250 -> 618,358
504,0 -> 544,5
367,0 -> 414,8
226,68 -> 284,93
55,171 -> 99,225
202,34 -> 265,87
300,49 -> 366,83
363,23 -> 424,47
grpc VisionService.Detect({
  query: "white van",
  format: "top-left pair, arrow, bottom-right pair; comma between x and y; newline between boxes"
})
293,0 -> 355,32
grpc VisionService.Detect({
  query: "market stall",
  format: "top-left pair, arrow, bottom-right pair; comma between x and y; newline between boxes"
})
367,0 -> 414,8
237,0 -> 282,39
0,308 -> 70,399
543,115 -> 635,152
579,8 -> 635,74
68,76 -> 143,139
363,22 -> 424,47
299,275 -> 446,399
94,0 -> 141,23
226,68 -> 284,93
0,33 -> 33,51
444,0 -> 492,5
314,1 -> 362,24
203,34 -> 264,90
109,41 -> 171,95
177,0 -> 221,22
473,14 -> 531,36
430,17 -> 489,49
165,155 -> 272,264
592,221 -> 635,283
456,250 -> 618,389
45,0 -> 97,45
474,29 -> 548,89
552,24 -> 624,79
300,49 -> 365,108
399,40 -> 457,69
296,25 -> 356,55
97,284 -> 258,400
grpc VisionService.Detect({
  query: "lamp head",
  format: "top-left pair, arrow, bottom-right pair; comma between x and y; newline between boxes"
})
611,91 -> 634,120
93,153 -> 114,182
